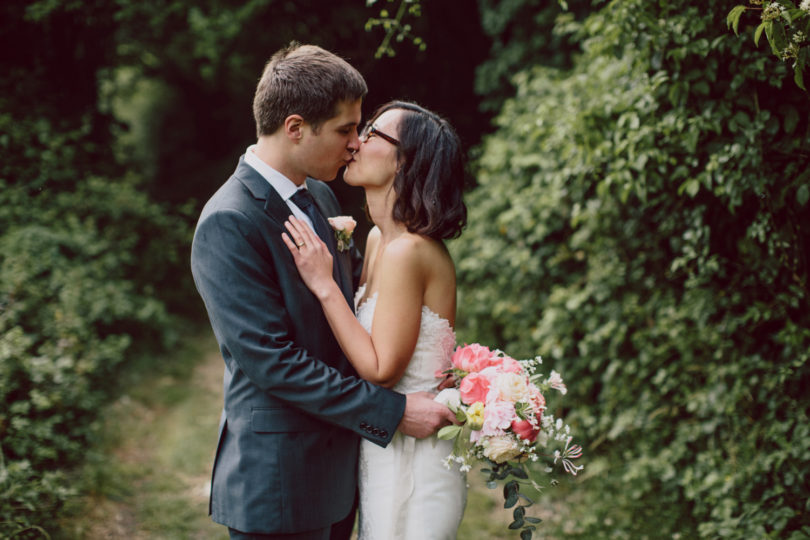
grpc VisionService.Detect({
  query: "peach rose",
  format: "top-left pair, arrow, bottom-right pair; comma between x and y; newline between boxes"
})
459,372 -> 491,405
327,215 -> 357,233
452,343 -> 497,373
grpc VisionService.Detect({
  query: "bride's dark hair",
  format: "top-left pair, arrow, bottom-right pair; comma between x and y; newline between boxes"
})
367,100 -> 467,240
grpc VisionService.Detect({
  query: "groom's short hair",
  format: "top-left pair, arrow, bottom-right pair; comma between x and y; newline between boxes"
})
253,42 -> 367,137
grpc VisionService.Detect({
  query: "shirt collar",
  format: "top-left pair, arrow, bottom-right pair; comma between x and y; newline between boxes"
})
244,144 -> 305,201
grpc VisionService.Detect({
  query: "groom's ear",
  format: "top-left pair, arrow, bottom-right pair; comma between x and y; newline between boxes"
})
284,114 -> 305,141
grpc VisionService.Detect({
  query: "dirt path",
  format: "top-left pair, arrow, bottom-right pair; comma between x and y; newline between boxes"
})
62,333 -> 527,539
62,334 -> 227,539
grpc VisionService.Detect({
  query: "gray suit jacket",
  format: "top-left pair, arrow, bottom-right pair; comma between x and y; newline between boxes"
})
191,157 -> 406,534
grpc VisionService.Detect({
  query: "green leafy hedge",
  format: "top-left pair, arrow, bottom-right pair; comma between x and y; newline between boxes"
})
454,0 -> 810,537
0,111 -> 192,537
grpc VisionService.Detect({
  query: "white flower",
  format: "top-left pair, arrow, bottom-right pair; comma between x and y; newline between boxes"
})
801,0 -> 810,12
481,435 -> 523,463
492,372 -> 531,403
547,370 -> 567,395
553,436 -> 584,476
434,388 -> 461,413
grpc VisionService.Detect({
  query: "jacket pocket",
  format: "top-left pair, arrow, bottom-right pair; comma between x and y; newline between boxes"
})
250,407 -> 324,433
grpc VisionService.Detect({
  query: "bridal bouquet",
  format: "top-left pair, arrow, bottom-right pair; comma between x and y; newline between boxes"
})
436,343 -> 583,539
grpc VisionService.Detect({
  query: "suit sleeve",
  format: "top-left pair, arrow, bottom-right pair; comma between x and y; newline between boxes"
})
191,207 -> 405,446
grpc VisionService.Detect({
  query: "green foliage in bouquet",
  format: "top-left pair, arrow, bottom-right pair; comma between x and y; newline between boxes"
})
454,0 -> 810,537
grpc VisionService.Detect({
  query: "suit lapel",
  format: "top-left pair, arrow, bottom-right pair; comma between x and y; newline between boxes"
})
233,157 -> 292,228
236,160 -> 355,309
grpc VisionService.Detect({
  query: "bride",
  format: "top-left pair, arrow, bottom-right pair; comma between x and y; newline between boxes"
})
282,100 -> 468,539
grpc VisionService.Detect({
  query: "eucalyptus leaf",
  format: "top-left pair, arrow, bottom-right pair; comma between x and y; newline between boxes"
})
437,425 -> 462,440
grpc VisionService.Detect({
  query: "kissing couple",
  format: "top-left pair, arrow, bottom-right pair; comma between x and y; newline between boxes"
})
191,42 -> 468,540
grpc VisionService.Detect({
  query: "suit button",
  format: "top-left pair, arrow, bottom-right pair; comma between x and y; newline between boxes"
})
360,421 -> 368,429
380,430 -> 388,438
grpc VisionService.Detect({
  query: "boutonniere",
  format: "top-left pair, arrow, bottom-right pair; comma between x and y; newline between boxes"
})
327,216 -> 357,252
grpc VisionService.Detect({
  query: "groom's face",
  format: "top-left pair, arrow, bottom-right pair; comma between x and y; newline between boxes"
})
298,98 -> 362,181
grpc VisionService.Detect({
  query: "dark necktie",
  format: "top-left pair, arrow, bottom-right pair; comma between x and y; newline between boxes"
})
289,189 -> 349,304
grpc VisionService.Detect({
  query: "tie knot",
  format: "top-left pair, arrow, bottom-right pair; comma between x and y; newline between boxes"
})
290,189 -> 315,210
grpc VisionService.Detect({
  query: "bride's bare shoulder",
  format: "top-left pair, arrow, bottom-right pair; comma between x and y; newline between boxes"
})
383,233 -> 451,269
365,226 -> 381,247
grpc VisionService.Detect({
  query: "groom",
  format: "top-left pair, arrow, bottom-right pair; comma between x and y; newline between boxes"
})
190,43 -> 456,540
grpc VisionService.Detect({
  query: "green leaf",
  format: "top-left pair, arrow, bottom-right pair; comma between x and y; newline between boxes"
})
437,425 -> 462,440
755,21 -> 769,47
509,466 -> 529,479
679,178 -> 700,198
525,517 -> 542,524
797,185 -> 809,207
520,530 -> 534,540
508,519 -> 524,529
727,5 -> 747,35
765,20 -> 788,56
504,479 -> 519,507
795,49 -> 807,91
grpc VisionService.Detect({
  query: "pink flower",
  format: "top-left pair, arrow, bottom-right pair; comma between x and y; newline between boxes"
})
511,415 -> 541,443
327,215 -> 357,234
452,343 -> 497,373
459,372 -> 491,405
530,387 -> 546,412
328,216 -> 356,252
481,400 -> 515,436
499,356 -> 523,374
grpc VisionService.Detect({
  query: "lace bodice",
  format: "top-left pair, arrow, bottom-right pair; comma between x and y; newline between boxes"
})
354,284 -> 456,394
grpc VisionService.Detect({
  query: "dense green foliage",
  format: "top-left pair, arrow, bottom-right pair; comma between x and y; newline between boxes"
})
454,0 -> 810,537
0,3 -> 191,536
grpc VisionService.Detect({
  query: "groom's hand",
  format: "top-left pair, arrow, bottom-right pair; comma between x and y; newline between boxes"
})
398,391 -> 459,439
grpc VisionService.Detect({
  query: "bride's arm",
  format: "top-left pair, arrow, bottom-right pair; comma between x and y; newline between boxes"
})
282,217 -> 423,388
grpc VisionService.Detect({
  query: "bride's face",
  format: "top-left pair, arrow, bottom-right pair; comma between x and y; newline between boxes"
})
343,108 -> 402,189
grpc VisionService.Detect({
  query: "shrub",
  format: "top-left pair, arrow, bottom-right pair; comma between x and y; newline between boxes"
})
0,123 -> 191,537
454,0 -> 810,537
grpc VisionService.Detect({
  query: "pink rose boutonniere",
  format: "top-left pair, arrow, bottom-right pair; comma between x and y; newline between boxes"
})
327,216 -> 356,252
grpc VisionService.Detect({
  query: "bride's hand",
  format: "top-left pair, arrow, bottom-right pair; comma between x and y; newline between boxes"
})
282,216 -> 335,298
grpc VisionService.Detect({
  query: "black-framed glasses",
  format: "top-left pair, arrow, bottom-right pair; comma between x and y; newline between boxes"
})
360,124 -> 400,146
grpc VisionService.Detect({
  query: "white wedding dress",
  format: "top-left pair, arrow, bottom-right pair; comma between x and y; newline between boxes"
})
355,285 -> 467,539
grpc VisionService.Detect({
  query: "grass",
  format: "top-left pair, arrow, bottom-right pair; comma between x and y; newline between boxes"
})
58,330 -> 227,540
58,329 -> 572,539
